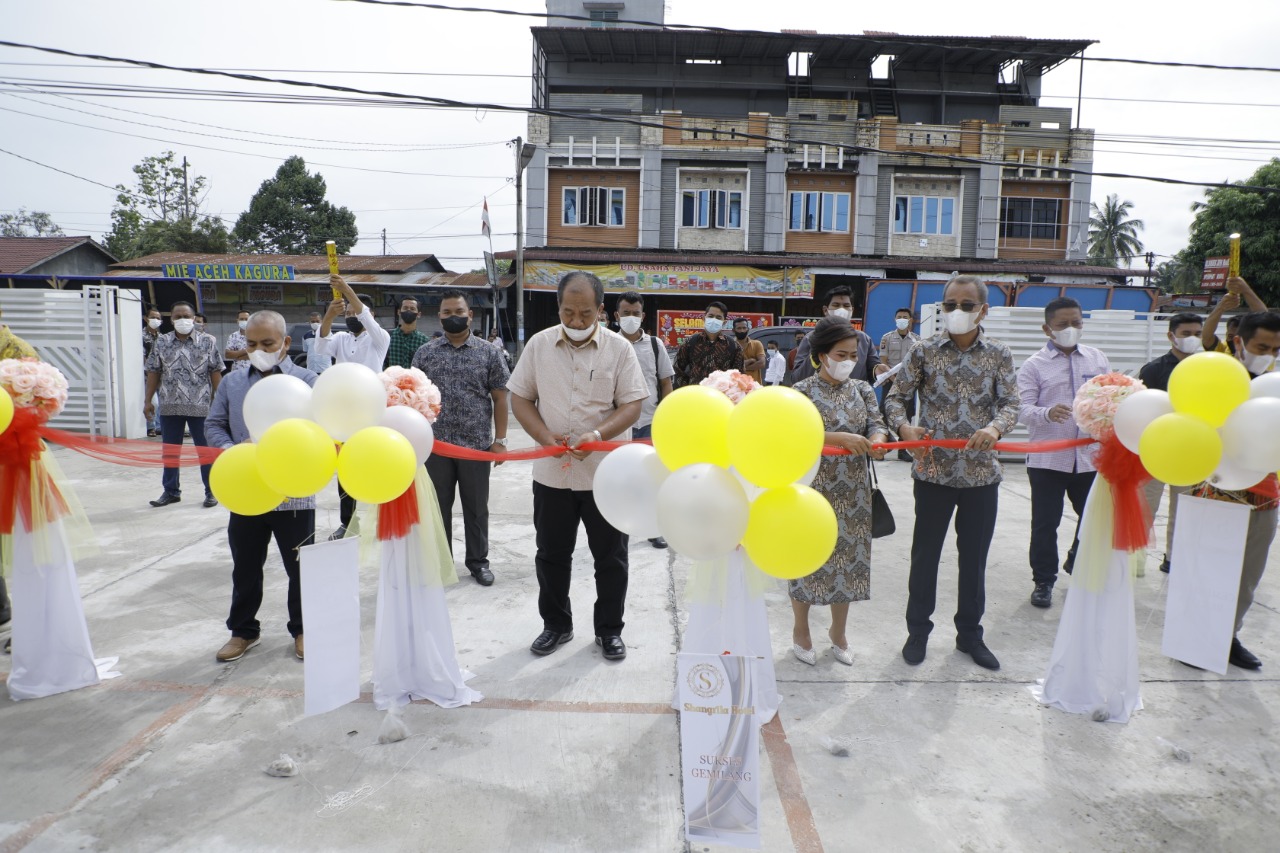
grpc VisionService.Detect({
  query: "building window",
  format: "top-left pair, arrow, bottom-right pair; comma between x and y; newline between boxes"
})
681,190 -> 743,229
893,195 -> 955,235
788,191 -> 850,232
999,197 -> 1061,240
563,186 -> 625,227
589,10 -> 618,27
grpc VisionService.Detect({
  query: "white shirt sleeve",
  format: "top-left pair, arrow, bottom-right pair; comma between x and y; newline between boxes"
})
358,307 -> 391,363
314,333 -> 336,357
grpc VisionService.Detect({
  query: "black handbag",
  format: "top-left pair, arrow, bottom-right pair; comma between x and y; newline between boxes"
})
868,461 -> 896,539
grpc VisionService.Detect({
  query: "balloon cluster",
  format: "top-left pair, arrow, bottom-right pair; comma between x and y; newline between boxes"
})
593,384 -> 837,580
1113,353 -> 1280,489
210,364 -> 433,515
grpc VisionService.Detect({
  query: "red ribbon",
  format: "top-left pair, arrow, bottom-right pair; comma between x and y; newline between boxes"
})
0,408 -> 69,535
377,481 -> 420,541
1093,434 -> 1153,552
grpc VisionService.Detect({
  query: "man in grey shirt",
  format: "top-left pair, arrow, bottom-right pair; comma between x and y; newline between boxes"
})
788,286 -> 886,385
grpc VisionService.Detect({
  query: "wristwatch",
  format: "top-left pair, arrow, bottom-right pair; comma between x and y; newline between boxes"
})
494,437 -> 508,447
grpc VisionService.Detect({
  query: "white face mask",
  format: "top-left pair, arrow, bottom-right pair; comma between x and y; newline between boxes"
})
823,356 -> 855,382
562,323 -> 595,343
1051,327 -> 1083,349
248,349 -> 282,372
173,318 -> 195,335
1172,336 -> 1203,355
704,317 -> 724,335
828,307 -> 852,321
148,318 -> 162,330
1241,349 -> 1277,375
310,322 -> 321,333
895,317 -> 911,331
618,316 -> 642,335
238,319 -> 249,330
944,309 -> 980,336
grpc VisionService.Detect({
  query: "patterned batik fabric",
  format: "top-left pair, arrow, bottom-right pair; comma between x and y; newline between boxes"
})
145,331 -> 222,417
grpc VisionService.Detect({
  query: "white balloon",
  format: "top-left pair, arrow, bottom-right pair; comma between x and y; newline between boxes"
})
1114,389 -> 1174,454
1250,372 -> 1280,400
1221,397 -> 1280,472
593,444 -> 670,538
311,363 -> 388,442
1208,454 -> 1269,491
380,405 -> 435,465
799,456 -> 821,487
243,374 -> 314,441
656,463 -> 749,561
731,467 -> 765,502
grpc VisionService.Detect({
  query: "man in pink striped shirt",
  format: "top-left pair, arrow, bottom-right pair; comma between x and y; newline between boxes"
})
1017,297 -> 1112,608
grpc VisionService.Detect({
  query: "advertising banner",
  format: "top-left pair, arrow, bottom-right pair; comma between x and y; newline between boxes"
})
677,653 -> 761,849
657,311 -> 772,349
1201,256 -> 1229,290
525,261 -> 812,299
160,262 -> 296,281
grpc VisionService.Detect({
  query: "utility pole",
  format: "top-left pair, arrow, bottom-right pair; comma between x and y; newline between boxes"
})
1146,251 -> 1155,281
514,136 -> 537,358
182,156 -> 190,220
382,228 -> 387,255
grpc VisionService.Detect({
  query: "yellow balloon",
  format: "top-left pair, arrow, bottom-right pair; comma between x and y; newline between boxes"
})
742,485 -> 838,580
257,418 -> 338,498
650,385 -> 734,469
1168,351 -> 1251,427
0,387 -> 13,435
1139,412 -> 1222,487
728,387 -> 824,488
210,444 -> 287,516
337,426 -> 417,504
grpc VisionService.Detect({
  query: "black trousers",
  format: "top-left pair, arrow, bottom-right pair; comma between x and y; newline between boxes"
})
1028,467 -> 1095,585
337,482 -> 356,527
226,509 -> 314,640
425,454 -> 492,573
533,482 -> 628,636
906,480 -> 999,641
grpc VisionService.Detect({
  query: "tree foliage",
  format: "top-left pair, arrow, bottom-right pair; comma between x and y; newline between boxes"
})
232,156 -> 358,254
1177,158 -> 1280,306
1088,194 -> 1145,267
0,208 -> 65,237
105,151 -> 229,259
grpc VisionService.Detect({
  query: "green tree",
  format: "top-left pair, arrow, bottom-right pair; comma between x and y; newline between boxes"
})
1152,259 -> 1201,294
105,151 -> 229,259
1088,194 -> 1145,267
0,208 -> 65,237
232,156 -> 358,254
1179,158 -> 1280,306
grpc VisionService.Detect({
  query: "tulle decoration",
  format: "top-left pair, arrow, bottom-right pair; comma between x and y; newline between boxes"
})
380,366 -> 442,423
1094,435 -> 1153,552
0,407 -> 69,537
699,369 -> 761,403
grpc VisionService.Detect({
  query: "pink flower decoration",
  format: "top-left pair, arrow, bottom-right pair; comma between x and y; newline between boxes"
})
700,369 -> 762,404
378,366 -> 442,423
1072,372 -> 1145,440
0,357 -> 69,417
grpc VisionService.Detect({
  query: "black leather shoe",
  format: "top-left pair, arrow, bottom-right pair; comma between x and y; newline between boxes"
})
1160,557 -> 1170,574
470,566 -> 495,586
897,450 -> 913,462
596,635 -> 627,660
1030,582 -> 1053,608
203,493 -> 218,508
530,629 -> 573,656
328,525 -> 347,541
1062,554 -> 1075,576
648,537 -> 668,549
1229,637 -> 1262,670
902,634 -> 928,665
149,493 -> 181,507
956,637 -> 1001,670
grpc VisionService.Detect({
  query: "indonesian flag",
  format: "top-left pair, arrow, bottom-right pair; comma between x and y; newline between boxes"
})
481,197 -> 491,239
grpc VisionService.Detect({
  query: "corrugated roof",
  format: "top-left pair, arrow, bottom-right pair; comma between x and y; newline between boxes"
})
0,236 -> 117,274
110,252 -> 446,274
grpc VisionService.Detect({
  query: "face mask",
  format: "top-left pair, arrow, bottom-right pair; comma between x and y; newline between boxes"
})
823,356 -> 855,382
441,315 -> 469,335
148,318 -> 162,330
345,317 -> 364,334
1173,336 -> 1203,355
400,311 -> 418,325
195,323 -> 205,332
618,316 -> 642,335
173,318 -> 195,335
238,320 -> 248,330
704,317 -> 724,335
562,323 -> 595,343
768,349 -> 778,357
1051,327 -> 1083,349
734,330 -> 749,340
310,322 -> 321,333
895,318 -> 911,331
1241,349 -> 1277,375
247,349 -> 282,372
829,307 -> 852,321
944,309 -> 980,336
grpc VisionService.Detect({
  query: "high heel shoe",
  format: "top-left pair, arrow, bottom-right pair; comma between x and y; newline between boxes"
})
831,645 -> 854,666
792,644 -> 817,666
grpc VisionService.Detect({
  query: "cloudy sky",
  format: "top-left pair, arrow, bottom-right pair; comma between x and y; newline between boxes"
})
2,0 -> 1278,270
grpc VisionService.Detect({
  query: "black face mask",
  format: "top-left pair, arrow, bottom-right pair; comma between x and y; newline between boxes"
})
441,315 -> 469,335
345,317 -> 364,334
734,330 -> 748,340
400,310 -> 418,325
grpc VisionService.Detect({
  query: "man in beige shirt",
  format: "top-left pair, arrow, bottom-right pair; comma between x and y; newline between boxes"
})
509,271 -> 648,661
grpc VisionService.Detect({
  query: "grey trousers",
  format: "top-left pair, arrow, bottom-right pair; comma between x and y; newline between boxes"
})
1237,507 -> 1277,634
425,454 -> 492,574
1143,479 -> 1192,559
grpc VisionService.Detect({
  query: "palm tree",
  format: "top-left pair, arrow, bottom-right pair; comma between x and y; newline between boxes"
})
1088,194 -> 1145,267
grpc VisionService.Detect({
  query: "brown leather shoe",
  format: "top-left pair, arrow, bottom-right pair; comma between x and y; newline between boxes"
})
294,635 -> 304,660
216,636 -> 259,662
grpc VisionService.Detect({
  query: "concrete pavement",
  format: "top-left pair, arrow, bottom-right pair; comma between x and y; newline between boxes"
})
1,429 -> 1277,852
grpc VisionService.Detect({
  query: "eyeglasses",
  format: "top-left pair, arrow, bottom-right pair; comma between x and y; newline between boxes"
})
941,301 -> 982,313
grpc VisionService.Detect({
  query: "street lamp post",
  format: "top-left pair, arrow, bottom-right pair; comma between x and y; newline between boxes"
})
514,137 -> 537,358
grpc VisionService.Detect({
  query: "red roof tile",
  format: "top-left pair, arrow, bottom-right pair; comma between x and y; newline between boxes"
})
0,236 -> 113,274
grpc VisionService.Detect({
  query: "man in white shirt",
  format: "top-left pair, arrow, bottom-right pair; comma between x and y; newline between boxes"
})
315,274 -> 391,538
315,274 -> 390,373
764,341 -> 786,385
